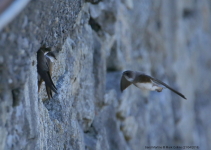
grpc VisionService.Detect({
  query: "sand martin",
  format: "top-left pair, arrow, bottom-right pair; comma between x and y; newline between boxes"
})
120,70 -> 186,99
37,48 -> 57,99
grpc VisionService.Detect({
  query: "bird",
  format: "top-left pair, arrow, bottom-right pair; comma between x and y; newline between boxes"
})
120,70 -> 186,99
37,47 -> 57,100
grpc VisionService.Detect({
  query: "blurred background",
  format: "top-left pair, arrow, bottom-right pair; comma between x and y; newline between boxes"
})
0,0 -> 211,150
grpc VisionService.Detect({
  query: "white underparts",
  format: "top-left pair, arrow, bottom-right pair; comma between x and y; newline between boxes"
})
45,53 -> 55,62
135,82 -> 162,91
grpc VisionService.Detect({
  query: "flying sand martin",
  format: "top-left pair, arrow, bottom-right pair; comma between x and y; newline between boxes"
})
37,48 -> 57,99
120,70 -> 186,99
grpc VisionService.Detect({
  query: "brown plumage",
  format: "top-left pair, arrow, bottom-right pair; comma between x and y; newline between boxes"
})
37,48 -> 57,100
120,70 -> 187,100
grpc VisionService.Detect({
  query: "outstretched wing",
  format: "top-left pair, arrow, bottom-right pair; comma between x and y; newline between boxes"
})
120,75 -> 132,92
138,74 -> 186,99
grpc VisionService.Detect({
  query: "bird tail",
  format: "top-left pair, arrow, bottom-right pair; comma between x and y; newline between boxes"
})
46,71 -> 58,94
46,85 -> 53,100
150,78 -> 186,99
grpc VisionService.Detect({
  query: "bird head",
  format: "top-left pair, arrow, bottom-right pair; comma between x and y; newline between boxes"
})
123,70 -> 135,82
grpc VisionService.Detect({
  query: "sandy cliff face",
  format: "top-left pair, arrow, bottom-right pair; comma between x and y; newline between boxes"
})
0,0 -> 211,150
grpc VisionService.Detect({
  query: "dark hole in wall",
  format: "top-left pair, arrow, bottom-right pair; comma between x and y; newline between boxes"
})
183,8 -> 195,18
84,124 -> 99,149
12,88 -> 21,107
85,0 -> 103,4
84,124 -> 98,134
156,20 -> 161,30
107,67 -> 119,72
89,17 -> 101,32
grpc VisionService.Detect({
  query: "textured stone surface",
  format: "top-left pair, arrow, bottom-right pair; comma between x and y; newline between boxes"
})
0,0 -> 211,150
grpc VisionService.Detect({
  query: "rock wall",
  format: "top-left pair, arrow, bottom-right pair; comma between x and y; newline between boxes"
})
0,0 -> 211,150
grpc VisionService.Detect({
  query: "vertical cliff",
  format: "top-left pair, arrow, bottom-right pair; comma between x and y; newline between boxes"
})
0,0 -> 211,150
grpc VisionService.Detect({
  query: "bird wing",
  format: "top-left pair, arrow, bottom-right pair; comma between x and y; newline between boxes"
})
137,74 -> 186,99
133,73 -> 151,83
37,69 -> 57,94
37,50 -> 57,94
45,58 -> 54,99
46,85 -> 53,99
120,75 -> 132,92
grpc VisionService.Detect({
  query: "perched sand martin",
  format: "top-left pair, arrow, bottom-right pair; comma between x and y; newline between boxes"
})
37,48 -> 57,99
120,70 -> 186,99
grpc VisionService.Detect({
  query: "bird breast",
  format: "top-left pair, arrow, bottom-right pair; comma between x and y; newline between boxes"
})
134,82 -> 158,91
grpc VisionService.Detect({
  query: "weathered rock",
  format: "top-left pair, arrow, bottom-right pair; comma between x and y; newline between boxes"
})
0,0 -> 211,150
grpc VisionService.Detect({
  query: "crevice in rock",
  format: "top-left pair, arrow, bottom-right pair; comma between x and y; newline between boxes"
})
84,124 -> 98,149
85,0 -> 102,5
84,124 -> 98,135
183,8 -> 195,18
107,67 -> 119,72
116,112 -> 125,120
89,17 -> 101,32
12,88 -> 21,107
156,20 -> 161,30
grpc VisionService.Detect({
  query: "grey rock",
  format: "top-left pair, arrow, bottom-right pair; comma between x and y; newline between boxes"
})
121,0 -> 133,10
120,116 -> 138,141
0,0 -> 211,150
